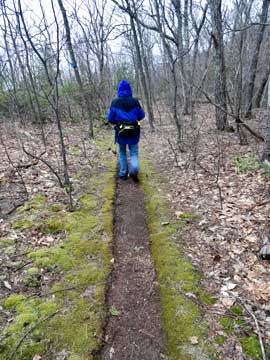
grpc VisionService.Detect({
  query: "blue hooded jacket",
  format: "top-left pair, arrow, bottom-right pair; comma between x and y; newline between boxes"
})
108,80 -> 145,145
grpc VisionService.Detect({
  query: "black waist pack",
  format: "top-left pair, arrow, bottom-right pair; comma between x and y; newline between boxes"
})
116,121 -> 140,139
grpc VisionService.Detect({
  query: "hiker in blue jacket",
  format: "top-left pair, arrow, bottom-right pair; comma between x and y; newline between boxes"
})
108,80 -> 145,182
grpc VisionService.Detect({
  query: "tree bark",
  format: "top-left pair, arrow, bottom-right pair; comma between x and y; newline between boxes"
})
244,0 -> 270,118
253,67 -> 270,109
57,0 -> 94,137
263,75 -> 270,160
154,0 -> 182,141
131,0 -> 155,128
209,0 -> 228,130
127,1 -> 155,130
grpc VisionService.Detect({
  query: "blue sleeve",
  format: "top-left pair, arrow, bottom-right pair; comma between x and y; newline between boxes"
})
136,100 -> 145,120
108,106 -> 116,123
137,106 -> 145,121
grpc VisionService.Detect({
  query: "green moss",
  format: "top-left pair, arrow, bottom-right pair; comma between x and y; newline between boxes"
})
16,311 -> 39,329
66,264 -> 104,289
198,292 -> 217,305
25,268 -> 41,287
49,298 -> 101,356
240,335 -> 262,359
66,211 -> 97,233
39,216 -> 66,234
3,294 -> 26,310
1,298 -> 59,359
234,154 -> 260,174
79,194 -> 97,211
140,159 -> 213,359
230,305 -> 243,316
29,246 -> 72,271
1,133 -> 117,359
69,145 -> 81,156
177,211 -> 197,222
28,267 -> 39,276
215,335 -> 226,345
68,355 -> 81,360
11,196 -> 49,231
38,300 -> 59,317
12,218 -> 35,230
220,316 -> 234,335
0,238 -> 15,248
16,195 -> 47,214
3,246 -> 16,255
50,203 -> 62,212
236,319 -> 246,326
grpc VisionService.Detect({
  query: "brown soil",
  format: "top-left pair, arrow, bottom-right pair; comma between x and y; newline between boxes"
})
101,177 -> 166,360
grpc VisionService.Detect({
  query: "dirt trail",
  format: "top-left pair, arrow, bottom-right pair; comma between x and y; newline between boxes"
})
101,178 -> 166,360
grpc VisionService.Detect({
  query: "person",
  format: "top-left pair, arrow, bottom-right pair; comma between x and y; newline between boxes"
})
108,80 -> 145,182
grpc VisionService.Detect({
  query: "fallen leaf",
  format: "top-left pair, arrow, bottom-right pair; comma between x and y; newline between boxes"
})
220,297 -> 235,307
3,281 -> 12,290
109,347 -> 115,359
189,336 -> 199,345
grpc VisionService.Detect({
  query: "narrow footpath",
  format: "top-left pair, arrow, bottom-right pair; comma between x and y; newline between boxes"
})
101,178 -> 166,360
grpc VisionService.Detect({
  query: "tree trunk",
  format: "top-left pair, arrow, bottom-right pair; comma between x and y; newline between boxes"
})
14,4 -> 45,135
253,67 -> 270,109
132,2 -> 155,128
263,75 -> 270,160
209,0 -> 228,130
244,0 -> 270,118
154,0 -> 182,140
182,0 -> 191,115
57,0 -> 94,137
128,4 -> 155,130
172,0 -> 187,113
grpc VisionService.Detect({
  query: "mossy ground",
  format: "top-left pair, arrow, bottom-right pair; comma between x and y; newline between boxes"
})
218,307 -> 270,359
140,159 -> 214,360
0,133 -> 117,360
140,158 -> 270,360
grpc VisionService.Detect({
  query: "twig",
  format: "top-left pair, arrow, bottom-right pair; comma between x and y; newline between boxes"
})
192,83 -> 264,141
248,200 -> 270,212
7,310 -> 59,360
10,251 -> 32,259
4,200 -> 28,217
138,329 -> 162,348
240,301 -> 268,360
15,160 -> 39,169
27,286 -> 77,299
22,146 -> 64,188
14,260 -> 33,272
167,138 -> 180,167
1,136 -> 29,200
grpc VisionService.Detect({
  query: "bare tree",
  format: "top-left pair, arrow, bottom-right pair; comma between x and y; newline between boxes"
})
208,0 -> 228,130
111,0 -> 155,130
57,0 -> 94,137
262,75 -> 270,160
244,0 -> 270,117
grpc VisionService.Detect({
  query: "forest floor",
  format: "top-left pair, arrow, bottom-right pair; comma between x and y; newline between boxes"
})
0,104 -> 270,360
141,104 -> 270,359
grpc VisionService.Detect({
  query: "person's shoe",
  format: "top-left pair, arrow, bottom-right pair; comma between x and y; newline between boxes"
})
130,173 -> 139,183
118,174 -> 128,180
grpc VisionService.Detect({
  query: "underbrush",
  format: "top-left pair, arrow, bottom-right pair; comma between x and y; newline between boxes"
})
0,131 -> 117,360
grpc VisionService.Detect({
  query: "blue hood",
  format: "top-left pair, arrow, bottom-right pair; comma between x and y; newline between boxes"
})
118,80 -> 132,97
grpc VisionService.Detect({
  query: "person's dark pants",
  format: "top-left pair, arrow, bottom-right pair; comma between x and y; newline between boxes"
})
118,143 -> 139,177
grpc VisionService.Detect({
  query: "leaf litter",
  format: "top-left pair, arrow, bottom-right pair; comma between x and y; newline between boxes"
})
142,104 -> 270,359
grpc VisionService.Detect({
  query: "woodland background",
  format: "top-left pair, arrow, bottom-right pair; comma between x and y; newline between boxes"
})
1,0 -> 270,359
